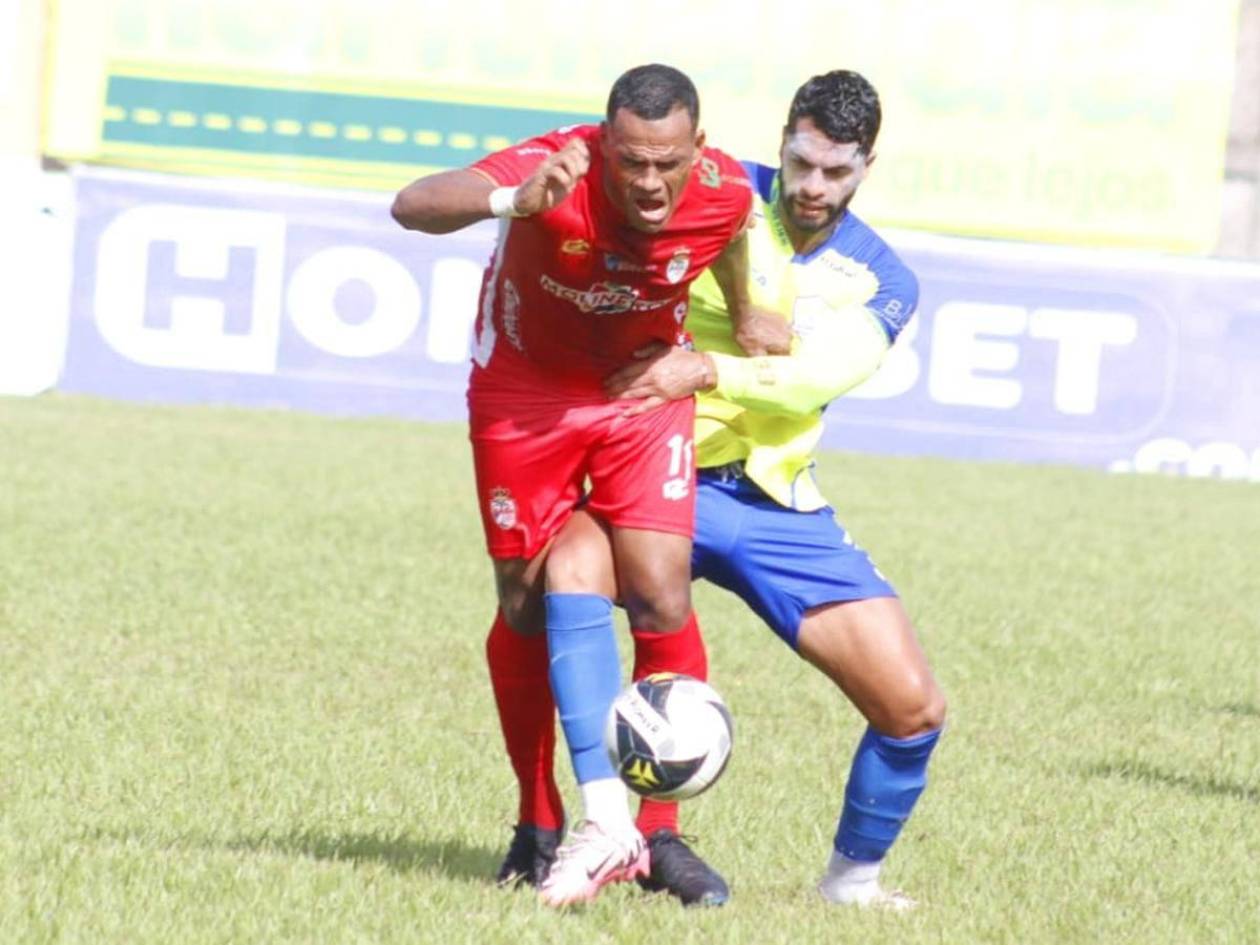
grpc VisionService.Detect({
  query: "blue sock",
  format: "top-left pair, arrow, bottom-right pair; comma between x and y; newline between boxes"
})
546,593 -> 620,785
834,726 -> 941,862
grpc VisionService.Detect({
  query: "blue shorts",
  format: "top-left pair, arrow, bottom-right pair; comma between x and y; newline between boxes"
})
691,466 -> 896,650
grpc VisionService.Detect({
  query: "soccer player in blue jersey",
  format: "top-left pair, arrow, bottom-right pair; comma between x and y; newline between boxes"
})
534,69 -> 948,909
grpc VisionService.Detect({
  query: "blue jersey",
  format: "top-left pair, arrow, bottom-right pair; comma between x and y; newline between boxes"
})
687,162 -> 919,510
737,160 -> 917,342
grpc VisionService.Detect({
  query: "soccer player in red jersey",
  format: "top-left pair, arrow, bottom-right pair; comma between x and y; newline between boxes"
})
392,64 -> 756,906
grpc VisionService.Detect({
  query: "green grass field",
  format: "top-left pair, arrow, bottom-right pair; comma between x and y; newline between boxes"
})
1,393 -> 1257,945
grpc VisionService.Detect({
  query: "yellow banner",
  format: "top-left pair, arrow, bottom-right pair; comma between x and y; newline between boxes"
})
1,0 -> 43,159
42,0 -> 1240,252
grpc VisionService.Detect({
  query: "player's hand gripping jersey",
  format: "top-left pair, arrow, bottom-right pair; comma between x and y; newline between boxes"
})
686,162 -> 919,510
469,125 -> 752,388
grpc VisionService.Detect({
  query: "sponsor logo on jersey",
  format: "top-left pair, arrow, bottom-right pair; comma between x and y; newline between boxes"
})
515,147 -> 551,157
673,301 -> 688,324
604,253 -> 651,273
489,487 -> 517,529
539,274 -> 674,315
666,249 -> 691,284
561,238 -> 592,255
501,279 -> 524,351
816,249 -> 868,279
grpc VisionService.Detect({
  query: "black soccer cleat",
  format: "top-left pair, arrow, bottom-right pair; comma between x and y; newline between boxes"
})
495,823 -> 561,889
638,829 -> 730,907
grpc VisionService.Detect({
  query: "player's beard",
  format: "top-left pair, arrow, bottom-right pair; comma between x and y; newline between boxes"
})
782,191 -> 850,234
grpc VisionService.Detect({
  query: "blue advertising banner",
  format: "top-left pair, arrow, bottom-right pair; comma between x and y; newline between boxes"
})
63,168 -> 482,420
834,233 -> 1260,480
62,168 -> 1260,481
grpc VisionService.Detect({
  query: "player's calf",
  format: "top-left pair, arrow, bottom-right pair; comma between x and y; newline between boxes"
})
820,726 -> 941,910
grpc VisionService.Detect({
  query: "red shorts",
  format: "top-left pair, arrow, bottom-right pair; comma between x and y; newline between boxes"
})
468,355 -> 696,560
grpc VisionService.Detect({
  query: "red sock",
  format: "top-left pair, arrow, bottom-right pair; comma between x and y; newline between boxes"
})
631,611 -> 708,836
485,610 -> 564,830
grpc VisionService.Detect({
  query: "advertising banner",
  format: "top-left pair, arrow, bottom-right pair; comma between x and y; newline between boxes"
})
61,168 -> 1260,481
837,233 -> 1260,480
62,169 -> 480,418
1,0 -> 68,397
0,0 -> 42,159
42,0 -> 1240,252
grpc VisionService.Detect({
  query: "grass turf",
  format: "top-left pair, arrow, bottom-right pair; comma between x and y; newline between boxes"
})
1,393 -> 1257,944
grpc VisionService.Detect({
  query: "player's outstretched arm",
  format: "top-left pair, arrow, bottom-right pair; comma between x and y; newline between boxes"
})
707,306 -> 892,417
391,168 -> 500,234
391,138 -> 592,234
605,311 -> 889,419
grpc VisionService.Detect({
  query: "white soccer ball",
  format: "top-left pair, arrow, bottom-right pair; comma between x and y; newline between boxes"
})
604,672 -> 734,801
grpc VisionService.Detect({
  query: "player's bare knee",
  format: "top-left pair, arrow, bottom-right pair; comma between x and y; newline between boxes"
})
544,543 -> 613,598
884,676 -> 947,738
494,573 -> 544,635
622,585 -> 692,632
543,544 -> 582,590
499,596 -> 544,635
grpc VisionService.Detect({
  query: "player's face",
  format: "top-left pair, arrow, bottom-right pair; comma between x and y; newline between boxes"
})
602,106 -> 704,233
778,117 -> 872,235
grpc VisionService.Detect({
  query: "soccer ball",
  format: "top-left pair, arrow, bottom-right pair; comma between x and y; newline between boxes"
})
604,672 -> 734,801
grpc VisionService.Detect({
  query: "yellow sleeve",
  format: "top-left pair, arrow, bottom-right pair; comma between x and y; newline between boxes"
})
708,305 -> 891,417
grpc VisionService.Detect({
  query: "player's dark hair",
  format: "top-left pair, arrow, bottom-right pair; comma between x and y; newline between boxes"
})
606,64 -> 700,128
785,70 -> 881,156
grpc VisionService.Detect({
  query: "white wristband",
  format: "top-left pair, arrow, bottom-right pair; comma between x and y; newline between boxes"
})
488,186 -> 525,218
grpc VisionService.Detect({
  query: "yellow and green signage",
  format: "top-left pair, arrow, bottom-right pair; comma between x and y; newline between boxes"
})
42,0 -> 1241,252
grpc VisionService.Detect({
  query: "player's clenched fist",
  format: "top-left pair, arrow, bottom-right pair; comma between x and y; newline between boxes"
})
513,139 -> 591,215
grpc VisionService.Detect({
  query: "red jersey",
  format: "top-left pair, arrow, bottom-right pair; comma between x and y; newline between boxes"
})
469,124 -> 751,386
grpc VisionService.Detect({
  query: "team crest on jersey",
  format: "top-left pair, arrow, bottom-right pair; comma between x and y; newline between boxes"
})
754,357 -> 777,387
489,487 -> 517,529
698,156 -> 721,189
666,249 -> 691,284
561,239 -> 592,255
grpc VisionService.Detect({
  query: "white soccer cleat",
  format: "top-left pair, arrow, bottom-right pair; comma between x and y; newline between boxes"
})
537,820 -> 648,907
817,876 -> 918,911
